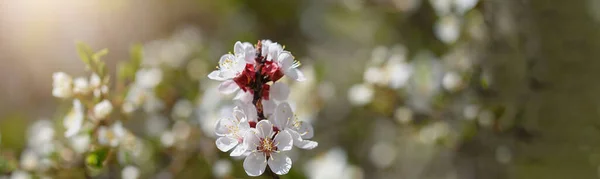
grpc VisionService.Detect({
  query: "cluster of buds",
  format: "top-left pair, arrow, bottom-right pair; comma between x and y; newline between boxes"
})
208,40 -> 317,177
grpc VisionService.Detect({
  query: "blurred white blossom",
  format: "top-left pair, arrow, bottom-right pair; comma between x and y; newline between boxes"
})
347,83 -> 374,106
93,99 -> 113,120
52,72 -> 73,98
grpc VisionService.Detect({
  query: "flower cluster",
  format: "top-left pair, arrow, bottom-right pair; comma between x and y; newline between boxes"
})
209,40 -> 317,177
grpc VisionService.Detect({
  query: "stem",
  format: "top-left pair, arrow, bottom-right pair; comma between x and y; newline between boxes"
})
266,167 -> 280,179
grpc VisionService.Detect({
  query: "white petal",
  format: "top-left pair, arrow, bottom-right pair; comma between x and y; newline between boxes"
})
274,102 -> 293,129
216,137 -> 238,152
274,130 -> 293,151
268,152 -> 292,175
208,71 -> 225,81
262,100 -> 276,116
234,41 -> 244,56
285,68 -> 306,81
270,82 -> 290,101
243,152 -> 267,176
289,130 -> 318,149
278,51 -> 293,69
215,118 -> 234,136
230,144 -> 247,157
256,120 -> 274,139
297,121 -> 314,139
218,80 -> 239,94
295,139 -> 318,149
233,91 -> 253,103
244,129 -> 261,148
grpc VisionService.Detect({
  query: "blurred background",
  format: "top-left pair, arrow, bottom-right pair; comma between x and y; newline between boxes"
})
1,0 -> 600,178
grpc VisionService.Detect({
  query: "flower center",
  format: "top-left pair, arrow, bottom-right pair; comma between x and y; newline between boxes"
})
219,56 -> 237,70
258,137 -> 277,157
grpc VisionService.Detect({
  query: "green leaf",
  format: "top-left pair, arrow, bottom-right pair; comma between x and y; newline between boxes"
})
92,48 -> 109,62
86,148 -> 110,169
76,42 -> 94,67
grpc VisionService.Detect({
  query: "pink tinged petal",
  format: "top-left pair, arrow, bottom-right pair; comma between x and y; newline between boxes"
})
215,118 -> 235,136
256,120 -> 274,139
298,121 -> 314,139
232,107 -> 246,122
271,82 -> 290,101
278,51 -> 293,70
230,144 -> 248,157
285,69 -> 306,82
262,100 -> 276,116
288,129 -> 318,149
218,80 -> 239,94
216,137 -> 238,152
268,152 -> 292,175
243,152 -> 267,176
274,130 -> 293,151
243,43 -> 256,64
274,102 -> 294,129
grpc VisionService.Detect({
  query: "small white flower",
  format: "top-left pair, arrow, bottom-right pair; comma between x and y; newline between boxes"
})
69,134 -> 91,154
387,59 -> 413,89
243,120 -> 293,176
10,170 -> 31,179
304,148 -> 363,179
52,72 -> 73,98
20,149 -> 38,171
122,165 -> 140,179
89,73 -> 102,88
363,67 -> 386,85
27,120 -> 55,154
207,51 -> 247,94
442,71 -> 463,91
172,99 -> 194,119
215,105 -> 252,156
347,83 -> 374,106
271,102 -> 317,149
434,15 -> 461,44
135,68 -> 163,89
93,99 -> 113,120
213,159 -> 232,178
98,121 -> 126,147
160,131 -> 176,147
73,77 -> 90,94
64,99 -> 84,137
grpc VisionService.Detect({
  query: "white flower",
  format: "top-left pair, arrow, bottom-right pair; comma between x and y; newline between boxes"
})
304,148 -> 363,179
171,99 -> 193,119
135,68 -> 163,89
271,102 -> 317,149
73,77 -> 90,94
52,72 -> 73,98
64,99 -> 84,137
69,134 -> 91,154
93,100 -> 113,120
434,15 -> 461,44
122,165 -> 140,179
276,51 -> 306,81
387,58 -> 413,89
90,73 -> 102,88
208,50 -> 247,94
10,170 -> 31,179
160,131 -> 176,147
442,71 -> 463,91
213,159 -> 232,178
347,83 -> 374,106
27,120 -> 55,154
363,67 -> 386,85
20,149 -> 38,171
242,120 -> 293,176
98,121 -> 126,147
215,105 -> 252,156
